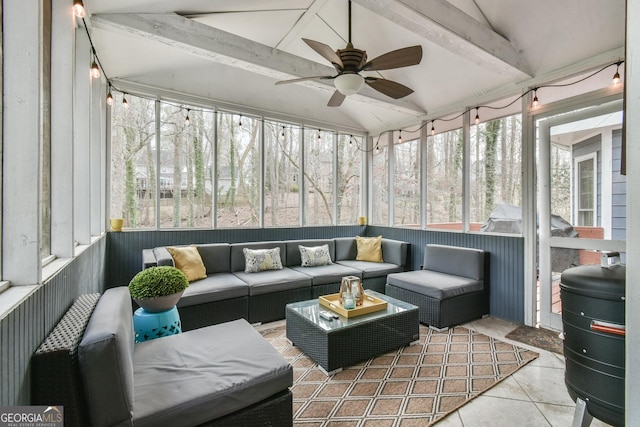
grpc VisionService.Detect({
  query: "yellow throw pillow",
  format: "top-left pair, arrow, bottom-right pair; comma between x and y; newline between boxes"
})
167,246 -> 207,282
355,235 -> 383,263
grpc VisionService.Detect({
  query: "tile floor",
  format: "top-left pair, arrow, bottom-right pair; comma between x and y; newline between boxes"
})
434,317 -> 613,427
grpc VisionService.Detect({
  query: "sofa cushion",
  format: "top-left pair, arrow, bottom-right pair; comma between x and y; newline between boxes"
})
233,267 -> 312,296
132,319 -> 293,427
423,244 -> 485,280
334,237 -> 357,261
285,239 -> 335,267
243,247 -> 284,273
299,244 -> 333,267
78,287 -> 135,427
196,243 -> 231,274
231,242 -> 287,272
336,260 -> 404,279
167,246 -> 207,282
387,270 -> 484,299
356,235 -> 383,262
292,263 -> 362,286
177,273 -> 249,306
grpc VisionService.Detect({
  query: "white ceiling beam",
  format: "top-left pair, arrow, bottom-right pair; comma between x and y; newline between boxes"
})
276,0 -> 329,50
91,13 -> 425,115
352,0 -> 533,79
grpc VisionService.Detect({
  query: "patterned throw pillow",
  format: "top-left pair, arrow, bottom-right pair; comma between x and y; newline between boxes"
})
243,248 -> 284,273
299,244 -> 333,267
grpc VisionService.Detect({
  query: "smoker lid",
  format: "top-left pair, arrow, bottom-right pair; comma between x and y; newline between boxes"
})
480,202 -> 578,237
560,264 -> 625,300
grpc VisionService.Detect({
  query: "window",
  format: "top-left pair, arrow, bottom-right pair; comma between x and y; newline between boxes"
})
110,93 -> 157,229
394,137 -> 420,227
337,134 -> 362,224
426,129 -> 462,229
372,143 -> 389,225
264,121 -> 300,227
575,154 -> 596,226
469,114 -> 523,231
216,113 -> 261,228
304,129 -> 334,225
159,104 -> 214,228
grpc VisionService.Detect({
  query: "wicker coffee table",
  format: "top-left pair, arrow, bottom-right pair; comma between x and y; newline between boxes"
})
285,290 -> 420,375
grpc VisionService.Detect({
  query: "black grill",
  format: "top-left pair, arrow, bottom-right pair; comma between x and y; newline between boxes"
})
560,264 -> 625,426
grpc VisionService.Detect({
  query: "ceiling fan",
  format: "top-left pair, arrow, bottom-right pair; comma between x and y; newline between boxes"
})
275,0 -> 423,107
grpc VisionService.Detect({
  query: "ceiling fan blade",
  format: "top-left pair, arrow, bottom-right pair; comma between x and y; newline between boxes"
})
327,90 -> 346,107
275,75 -> 333,85
361,45 -> 423,71
365,77 -> 414,99
302,38 -> 344,69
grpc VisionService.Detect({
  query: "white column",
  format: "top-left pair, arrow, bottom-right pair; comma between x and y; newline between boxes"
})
74,29 -> 92,244
2,0 -> 42,285
90,75 -> 104,236
626,0 -> 640,423
600,129 -> 613,239
51,0 -> 76,257
462,110 -> 471,232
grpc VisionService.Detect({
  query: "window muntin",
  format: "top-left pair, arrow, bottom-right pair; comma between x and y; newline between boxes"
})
575,154 -> 596,226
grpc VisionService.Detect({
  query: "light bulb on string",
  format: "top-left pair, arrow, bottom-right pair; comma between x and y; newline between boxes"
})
73,0 -> 86,18
106,85 -> 113,106
122,94 -> 129,109
612,62 -> 621,85
398,130 -> 402,144
375,145 -> 380,154
474,108 -> 480,125
280,126 -> 285,141
431,122 -> 435,136
90,60 -> 100,79
238,115 -> 243,127
532,89 -> 539,107
185,109 -> 191,126
317,129 -> 322,142
349,135 -> 353,145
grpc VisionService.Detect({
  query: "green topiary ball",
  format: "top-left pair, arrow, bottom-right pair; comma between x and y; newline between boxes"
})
128,266 -> 189,300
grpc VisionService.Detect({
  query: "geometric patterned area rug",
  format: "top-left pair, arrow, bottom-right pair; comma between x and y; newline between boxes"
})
505,325 -> 564,355
260,324 -> 539,426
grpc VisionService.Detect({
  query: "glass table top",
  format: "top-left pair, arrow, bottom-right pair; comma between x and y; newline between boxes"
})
286,290 -> 418,332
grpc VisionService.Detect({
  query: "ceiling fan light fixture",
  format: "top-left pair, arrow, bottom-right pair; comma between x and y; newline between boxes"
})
334,73 -> 364,96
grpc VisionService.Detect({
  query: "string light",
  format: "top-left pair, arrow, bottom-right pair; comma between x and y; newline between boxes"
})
106,84 -> 113,106
375,145 -> 380,153
317,129 -> 322,142
430,121 -> 435,136
185,109 -> 190,126
474,108 -> 480,125
532,89 -> 539,107
349,135 -> 353,145
612,61 -> 622,85
398,130 -> 402,144
90,59 -> 100,79
73,0 -> 86,18
238,115 -> 243,127
280,126 -> 285,141
122,93 -> 129,109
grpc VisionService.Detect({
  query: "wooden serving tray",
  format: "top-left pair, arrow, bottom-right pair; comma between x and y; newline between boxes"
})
319,292 -> 388,318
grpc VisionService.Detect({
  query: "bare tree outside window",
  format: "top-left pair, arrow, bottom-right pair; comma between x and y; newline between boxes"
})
394,138 -> 420,227
426,128 -> 463,228
216,112 -> 260,228
304,129 -> 334,225
372,144 -> 389,225
264,121 -> 300,226
337,134 -> 361,224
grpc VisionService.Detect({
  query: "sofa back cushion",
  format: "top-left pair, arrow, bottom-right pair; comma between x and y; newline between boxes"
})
230,241 -> 287,272
381,239 -> 409,267
334,237 -> 357,261
197,243 -> 231,274
78,287 -> 135,427
285,240 -> 335,267
423,244 -> 485,280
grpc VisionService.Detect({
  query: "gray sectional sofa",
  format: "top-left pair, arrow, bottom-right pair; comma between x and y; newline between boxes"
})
32,288 -> 294,427
142,237 -> 410,329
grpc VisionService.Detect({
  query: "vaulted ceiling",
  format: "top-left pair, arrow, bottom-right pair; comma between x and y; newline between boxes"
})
85,0 -> 625,134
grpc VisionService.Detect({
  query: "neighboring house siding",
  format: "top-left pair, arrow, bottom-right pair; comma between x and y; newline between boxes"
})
611,129 -> 626,240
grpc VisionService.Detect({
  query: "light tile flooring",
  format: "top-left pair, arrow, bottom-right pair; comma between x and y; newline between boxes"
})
434,317 -> 613,427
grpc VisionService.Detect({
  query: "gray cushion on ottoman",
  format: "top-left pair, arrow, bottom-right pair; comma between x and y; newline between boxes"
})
387,270 -> 484,299
132,319 -> 293,427
78,287 -> 135,427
